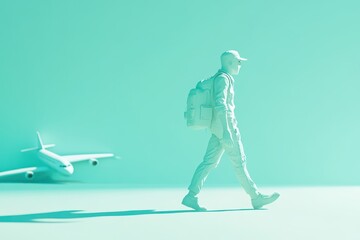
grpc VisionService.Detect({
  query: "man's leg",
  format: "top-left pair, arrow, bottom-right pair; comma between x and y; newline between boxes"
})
227,126 -> 280,209
188,134 -> 224,195
182,134 -> 224,211
225,128 -> 260,199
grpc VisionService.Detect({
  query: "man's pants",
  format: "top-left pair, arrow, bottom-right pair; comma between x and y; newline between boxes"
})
188,125 -> 259,199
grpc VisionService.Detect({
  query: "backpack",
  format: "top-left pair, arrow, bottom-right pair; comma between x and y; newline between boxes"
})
184,73 -> 221,130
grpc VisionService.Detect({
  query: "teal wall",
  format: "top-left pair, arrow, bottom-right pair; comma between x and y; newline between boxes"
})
1,0 -> 359,186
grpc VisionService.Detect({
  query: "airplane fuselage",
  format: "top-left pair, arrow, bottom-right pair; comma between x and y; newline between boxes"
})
38,149 -> 74,176
0,132 -> 115,180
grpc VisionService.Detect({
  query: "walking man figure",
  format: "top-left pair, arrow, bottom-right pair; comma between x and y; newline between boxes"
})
182,50 -> 280,211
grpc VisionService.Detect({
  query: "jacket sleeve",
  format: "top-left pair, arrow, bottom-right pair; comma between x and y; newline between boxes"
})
212,75 -> 232,138
213,75 -> 229,115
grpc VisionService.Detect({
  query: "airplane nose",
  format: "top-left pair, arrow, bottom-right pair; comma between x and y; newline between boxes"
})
66,165 -> 74,175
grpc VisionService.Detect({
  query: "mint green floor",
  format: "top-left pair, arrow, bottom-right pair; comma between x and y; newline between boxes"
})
0,185 -> 358,240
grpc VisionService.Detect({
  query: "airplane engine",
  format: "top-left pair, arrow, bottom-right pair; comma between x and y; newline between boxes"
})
25,171 -> 34,179
89,158 -> 98,166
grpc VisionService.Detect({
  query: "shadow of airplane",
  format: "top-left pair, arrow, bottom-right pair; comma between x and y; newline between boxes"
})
0,208 -> 264,223
0,172 -> 86,184
0,179 -> 84,184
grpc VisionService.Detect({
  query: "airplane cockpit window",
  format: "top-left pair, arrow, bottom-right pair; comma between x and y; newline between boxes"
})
60,164 -> 71,168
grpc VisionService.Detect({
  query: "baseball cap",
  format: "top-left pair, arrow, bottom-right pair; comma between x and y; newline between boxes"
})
221,50 -> 248,61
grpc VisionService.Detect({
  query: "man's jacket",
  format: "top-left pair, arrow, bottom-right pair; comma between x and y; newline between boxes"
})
210,70 -> 236,139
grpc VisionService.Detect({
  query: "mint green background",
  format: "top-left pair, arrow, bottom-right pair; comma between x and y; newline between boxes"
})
1,0 -> 359,186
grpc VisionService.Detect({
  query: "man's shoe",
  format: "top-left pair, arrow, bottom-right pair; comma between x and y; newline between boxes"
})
182,194 -> 207,211
251,192 -> 280,209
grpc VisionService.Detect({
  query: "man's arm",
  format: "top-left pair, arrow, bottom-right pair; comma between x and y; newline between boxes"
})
213,75 -> 233,147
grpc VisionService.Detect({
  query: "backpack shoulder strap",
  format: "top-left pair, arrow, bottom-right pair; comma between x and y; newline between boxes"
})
211,72 -> 232,105
212,72 -> 232,92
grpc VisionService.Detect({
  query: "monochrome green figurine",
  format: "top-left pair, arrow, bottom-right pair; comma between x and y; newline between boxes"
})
183,50 -> 280,211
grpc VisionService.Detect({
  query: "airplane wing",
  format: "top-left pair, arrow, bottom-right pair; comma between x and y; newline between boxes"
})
63,153 -> 114,163
0,166 -> 49,178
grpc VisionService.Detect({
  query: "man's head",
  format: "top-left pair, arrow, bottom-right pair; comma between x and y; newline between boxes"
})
220,50 -> 247,75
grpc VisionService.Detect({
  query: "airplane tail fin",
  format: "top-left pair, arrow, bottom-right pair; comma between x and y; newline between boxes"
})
36,131 -> 44,149
20,132 -> 56,152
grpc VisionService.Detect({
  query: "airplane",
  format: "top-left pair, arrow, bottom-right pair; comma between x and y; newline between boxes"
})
0,132 -> 115,180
